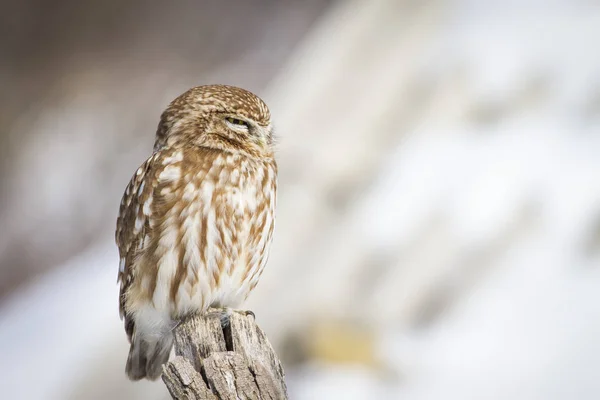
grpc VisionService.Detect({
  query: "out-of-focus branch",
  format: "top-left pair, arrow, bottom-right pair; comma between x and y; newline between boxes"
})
162,309 -> 288,400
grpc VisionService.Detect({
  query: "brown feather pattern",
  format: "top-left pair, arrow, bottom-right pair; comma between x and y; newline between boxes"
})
115,85 -> 277,380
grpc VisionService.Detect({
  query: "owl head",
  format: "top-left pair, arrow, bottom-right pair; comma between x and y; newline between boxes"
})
154,85 -> 274,156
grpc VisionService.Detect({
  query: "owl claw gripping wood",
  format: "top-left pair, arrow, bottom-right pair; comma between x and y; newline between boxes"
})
115,85 -> 277,381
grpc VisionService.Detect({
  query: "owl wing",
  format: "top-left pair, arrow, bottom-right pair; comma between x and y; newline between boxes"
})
115,153 -> 159,337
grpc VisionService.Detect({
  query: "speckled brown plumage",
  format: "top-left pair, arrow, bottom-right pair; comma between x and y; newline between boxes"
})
115,85 -> 277,381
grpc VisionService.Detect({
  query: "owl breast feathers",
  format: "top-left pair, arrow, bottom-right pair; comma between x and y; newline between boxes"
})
115,85 -> 277,380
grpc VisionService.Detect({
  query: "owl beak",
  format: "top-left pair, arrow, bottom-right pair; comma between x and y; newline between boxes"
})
256,124 -> 272,147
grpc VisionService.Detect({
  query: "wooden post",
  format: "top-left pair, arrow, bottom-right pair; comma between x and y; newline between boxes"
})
162,309 -> 288,399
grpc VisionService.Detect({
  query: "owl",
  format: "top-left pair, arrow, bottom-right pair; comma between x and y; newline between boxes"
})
115,85 -> 277,381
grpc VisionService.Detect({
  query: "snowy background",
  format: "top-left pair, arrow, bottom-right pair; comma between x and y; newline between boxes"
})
1,0 -> 600,399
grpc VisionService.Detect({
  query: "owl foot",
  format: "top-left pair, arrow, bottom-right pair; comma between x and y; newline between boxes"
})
236,309 -> 255,319
212,308 -> 255,326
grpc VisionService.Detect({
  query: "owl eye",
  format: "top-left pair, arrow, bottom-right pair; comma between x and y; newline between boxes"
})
225,117 -> 250,128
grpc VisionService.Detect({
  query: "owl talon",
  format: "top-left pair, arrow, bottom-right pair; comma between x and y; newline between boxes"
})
219,309 -> 232,328
239,310 -> 255,319
214,308 -> 256,327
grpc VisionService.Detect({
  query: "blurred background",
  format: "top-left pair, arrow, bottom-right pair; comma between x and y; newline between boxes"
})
1,0 -> 600,398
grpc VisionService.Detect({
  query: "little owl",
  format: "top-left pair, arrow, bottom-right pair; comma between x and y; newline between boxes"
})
115,85 -> 277,380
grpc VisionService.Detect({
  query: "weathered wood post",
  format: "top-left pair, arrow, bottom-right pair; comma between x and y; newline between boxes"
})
162,309 -> 288,399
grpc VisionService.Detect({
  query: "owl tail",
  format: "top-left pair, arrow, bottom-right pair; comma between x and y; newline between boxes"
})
126,333 -> 174,381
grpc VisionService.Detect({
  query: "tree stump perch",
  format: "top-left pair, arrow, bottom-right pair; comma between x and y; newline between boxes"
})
162,309 -> 288,399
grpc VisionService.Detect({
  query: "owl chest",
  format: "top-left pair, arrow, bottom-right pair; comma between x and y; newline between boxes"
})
181,164 -> 272,272
183,167 -> 272,306
148,156 -> 275,311
208,174 -> 263,247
